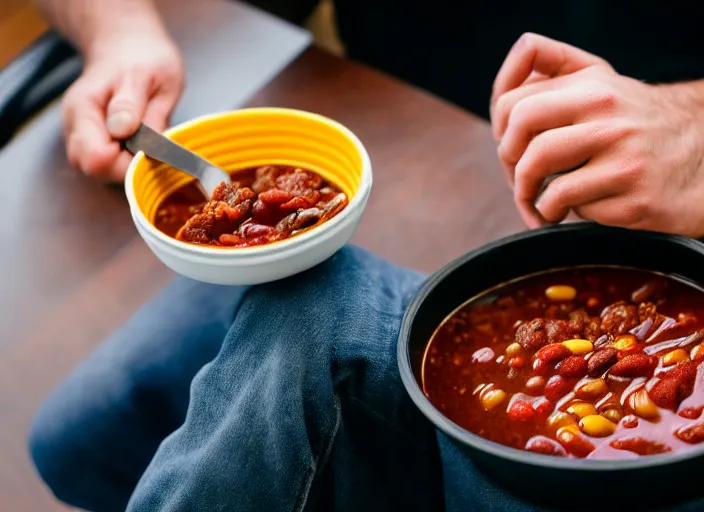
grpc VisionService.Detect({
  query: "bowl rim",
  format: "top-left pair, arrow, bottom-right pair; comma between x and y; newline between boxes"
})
398,223 -> 704,470
124,107 -> 372,258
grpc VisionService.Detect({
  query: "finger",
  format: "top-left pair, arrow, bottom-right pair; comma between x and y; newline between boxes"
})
493,75 -> 572,144
67,116 -> 123,179
106,73 -> 152,139
106,151 -> 135,182
142,88 -> 181,133
491,70 -> 550,122
491,33 -> 608,129
61,79 -> 111,141
64,90 -> 124,178
573,194 -> 652,230
535,160 -> 632,224
523,70 -> 549,87
512,123 -> 626,226
497,86 -> 621,177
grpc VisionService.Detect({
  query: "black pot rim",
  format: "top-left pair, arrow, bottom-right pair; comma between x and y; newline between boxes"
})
397,222 -> 704,471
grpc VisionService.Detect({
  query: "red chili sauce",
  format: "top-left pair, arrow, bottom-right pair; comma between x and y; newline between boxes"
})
154,165 -> 348,248
422,267 -> 704,459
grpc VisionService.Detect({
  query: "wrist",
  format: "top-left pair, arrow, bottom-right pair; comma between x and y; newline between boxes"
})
657,80 -> 704,121
656,80 -> 704,156
81,2 -> 171,62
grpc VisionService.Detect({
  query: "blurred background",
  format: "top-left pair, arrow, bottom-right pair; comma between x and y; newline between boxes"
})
0,0 -> 343,70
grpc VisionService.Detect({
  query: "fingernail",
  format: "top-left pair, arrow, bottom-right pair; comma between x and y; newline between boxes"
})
107,111 -> 135,136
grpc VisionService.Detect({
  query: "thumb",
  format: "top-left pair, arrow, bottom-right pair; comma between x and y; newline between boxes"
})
106,73 -> 151,139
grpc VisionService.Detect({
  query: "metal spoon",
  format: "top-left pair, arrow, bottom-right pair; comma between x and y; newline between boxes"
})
124,123 -> 231,198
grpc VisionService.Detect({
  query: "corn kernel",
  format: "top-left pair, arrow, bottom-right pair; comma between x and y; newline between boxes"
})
627,389 -> 660,421
546,411 -> 577,432
505,342 -> 522,357
691,343 -> 704,362
562,339 -> 593,355
602,408 -> 622,423
480,388 -> 507,411
613,335 -> 637,351
545,285 -> 577,302
579,414 -> 617,437
577,379 -> 608,400
557,424 -> 582,437
663,349 -> 689,367
567,402 -> 598,419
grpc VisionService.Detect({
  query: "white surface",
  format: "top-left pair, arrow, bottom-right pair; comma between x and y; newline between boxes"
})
162,0 -> 312,124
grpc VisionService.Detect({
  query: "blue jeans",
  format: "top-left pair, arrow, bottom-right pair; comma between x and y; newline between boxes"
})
28,246 -> 704,512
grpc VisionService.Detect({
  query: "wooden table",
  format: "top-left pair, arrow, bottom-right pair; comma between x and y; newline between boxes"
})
0,47 -> 523,511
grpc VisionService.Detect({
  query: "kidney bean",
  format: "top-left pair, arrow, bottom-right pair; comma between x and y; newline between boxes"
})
258,188 -> 293,204
536,343 -> 572,364
609,353 -> 656,378
507,400 -> 536,422
525,436 -> 567,456
557,356 -> 588,378
587,348 -> 618,377
675,423 -> 704,444
679,406 -> 704,420
610,437 -> 672,455
544,376 -> 574,402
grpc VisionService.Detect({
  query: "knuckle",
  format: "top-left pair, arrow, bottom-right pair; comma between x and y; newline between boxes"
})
620,198 -> 651,227
109,97 -> 139,113
584,82 -> 619,110
520,131 -> 552,170
514,152 -> 540,184
494,92 -> 513,121
80,150 -> 110,177
609,120 -> 638,141
497,140 -> 513,165
545,178 -> 570,204
592,89 -> 617,111
617,156 -> 647,184
508,97 -> 539,131
517,32 -> 538,50
128,64 -> 153,78
589,121 -> 635,146
61,85 -> 82,112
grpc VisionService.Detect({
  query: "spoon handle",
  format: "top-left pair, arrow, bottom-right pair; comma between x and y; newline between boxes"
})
124,123 -> 230,197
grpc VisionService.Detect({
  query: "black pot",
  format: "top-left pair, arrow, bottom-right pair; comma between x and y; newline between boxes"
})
398,223 -> 704,510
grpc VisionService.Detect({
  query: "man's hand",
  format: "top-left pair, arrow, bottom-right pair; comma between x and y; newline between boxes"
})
490,33 -> 704,238
62,33 -> 184,181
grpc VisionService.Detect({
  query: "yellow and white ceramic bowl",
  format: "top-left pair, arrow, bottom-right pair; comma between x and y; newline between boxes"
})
125,107 -> 372,285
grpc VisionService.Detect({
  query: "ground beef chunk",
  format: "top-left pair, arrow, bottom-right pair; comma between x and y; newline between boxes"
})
516,319 -> 547,350
584,319 -> 603,342
168,166 -> 349,247
600,301 -> 639,336
176,183 -> 254,244
569,309 -> 602,341
516,318 -> 574,349
546,320 -> 573,344
569,310 -> 589,332
251,165 -> 283,194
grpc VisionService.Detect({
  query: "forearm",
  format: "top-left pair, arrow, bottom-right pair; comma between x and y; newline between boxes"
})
34,0 -> 170,60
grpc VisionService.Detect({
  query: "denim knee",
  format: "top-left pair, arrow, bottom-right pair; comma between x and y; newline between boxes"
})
28,391 -> 107,509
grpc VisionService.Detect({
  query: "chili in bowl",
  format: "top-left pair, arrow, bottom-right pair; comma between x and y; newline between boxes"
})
398,224 -> 704,509
125,108 -> 372,285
